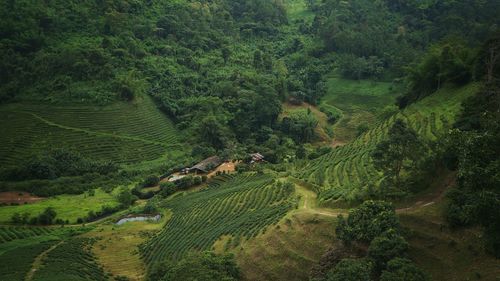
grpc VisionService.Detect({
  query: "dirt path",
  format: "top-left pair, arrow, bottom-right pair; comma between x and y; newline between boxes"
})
293,183 -> 343,218
291,173 -> 455,218
25,241 -> 63,281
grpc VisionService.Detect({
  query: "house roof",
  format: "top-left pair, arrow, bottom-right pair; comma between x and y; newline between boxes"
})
190,156 -> 222,173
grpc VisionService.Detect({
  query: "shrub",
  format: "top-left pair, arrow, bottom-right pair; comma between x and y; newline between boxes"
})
336,200 -> 399,244
141,175 -> 160,188
380,258 -> 429,281
368,229 -> 409,271
326,258 -> 372,281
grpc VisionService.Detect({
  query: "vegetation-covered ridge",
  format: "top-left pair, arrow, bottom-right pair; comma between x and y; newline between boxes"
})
296,83 -> 479,203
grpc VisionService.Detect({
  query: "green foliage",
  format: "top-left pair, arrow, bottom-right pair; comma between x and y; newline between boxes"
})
142,174 -> 293,263
0,240 -> 58,281
371,119 -> 423,193
380,258 -> 429,281
149,252 -> 240,281
36,207 -> 57,225
32,238 -> 108,281
326,258 -> 372,281
399,40 -> 476,107
142,175 -> 160,188
281,109 -> 319,143
336,201 -> 399,244
117,188 -> 138,208
1,149 -> 118,181
368,229 -> 409,270
444,78 -> 500,257
0,226 -> 55,244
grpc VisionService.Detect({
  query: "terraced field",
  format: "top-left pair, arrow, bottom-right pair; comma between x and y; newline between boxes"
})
142,173 -> 295,264
32,238 -> 108,281
0,96 -> 180,166
296,83 -> 479,202
0,226 -> 55,244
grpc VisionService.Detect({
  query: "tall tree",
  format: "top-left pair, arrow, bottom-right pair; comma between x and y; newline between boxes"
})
371,119 -> 422,192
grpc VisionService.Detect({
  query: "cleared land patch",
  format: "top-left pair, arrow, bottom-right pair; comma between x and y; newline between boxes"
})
0,192 -> 44,205
0,188 -> 119,224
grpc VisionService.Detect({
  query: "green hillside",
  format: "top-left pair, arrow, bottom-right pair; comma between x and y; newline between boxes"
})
142,173 -> 295,264
0,96 -> 181,167
296,83 -> 480,203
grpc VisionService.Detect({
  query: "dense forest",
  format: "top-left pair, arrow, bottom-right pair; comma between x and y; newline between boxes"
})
0,0 -> 499,280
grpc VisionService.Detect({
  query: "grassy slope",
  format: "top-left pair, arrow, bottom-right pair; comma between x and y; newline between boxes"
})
401,201 -> 500,281
322,76 -> 399,143
296,83 -> 480,203
0,188 -> 119,224
0,95 -> 182,167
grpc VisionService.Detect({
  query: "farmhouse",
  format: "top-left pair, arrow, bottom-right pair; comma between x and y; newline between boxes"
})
250,153 -> 265,163
189,156 -> 222,174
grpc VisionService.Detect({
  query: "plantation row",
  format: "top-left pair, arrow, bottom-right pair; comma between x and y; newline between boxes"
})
297,84 -> 478,202
0,240 -> 58,281
142,173 -> 295,264
0,226 -> 54,244
32,238 -> 109,281
0,97 -> 180,166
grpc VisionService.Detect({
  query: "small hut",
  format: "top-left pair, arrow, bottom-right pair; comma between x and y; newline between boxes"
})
250,153 -> 265,163
189,156 -> 222,174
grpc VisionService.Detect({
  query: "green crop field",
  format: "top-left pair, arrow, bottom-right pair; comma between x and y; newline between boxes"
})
0,96 -> 181,167
142,173 -> 295,264
0,188 -> 120,224
0,226 -> 56,244
0,239 -> 58,281
296,83 -> 480,203
322,76 -> 400,142
32,238 -> 109,281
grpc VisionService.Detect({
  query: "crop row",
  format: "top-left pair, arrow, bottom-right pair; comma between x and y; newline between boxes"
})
0,226 -> 54,244
32,238 -> 108,281
142,173 -> 294,264
296,91 -> 458,202
0,240 -> 58,281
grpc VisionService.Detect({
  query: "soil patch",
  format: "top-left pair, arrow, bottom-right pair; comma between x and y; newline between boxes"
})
0,192 -> 44,205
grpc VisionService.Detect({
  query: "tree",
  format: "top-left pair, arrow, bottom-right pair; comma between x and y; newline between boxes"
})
117,189 -> 138,207
368,229 -> 409,271
159,182 -> 178,197
336,200 -> 399,244
11,212 -> 21,223
149,252 -> 240,281
371,119 -> 422,192
380,258 -> 429,281
221,47 -> 231,65
37,207 -> 57,225
253,50 -> 263,69
326,259 -> 372,281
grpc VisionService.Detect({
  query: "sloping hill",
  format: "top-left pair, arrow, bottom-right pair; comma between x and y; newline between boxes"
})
295,83 -> 480,203
0,96 -> 181,166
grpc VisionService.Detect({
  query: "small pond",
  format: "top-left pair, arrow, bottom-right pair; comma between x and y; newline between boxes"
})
116,214 -> 161,225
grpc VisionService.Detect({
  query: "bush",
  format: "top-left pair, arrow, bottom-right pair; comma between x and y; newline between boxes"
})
368,229 -> 409,271
336,200 -> 399,244
326,258 -> 372,281
380,258 -> 429,281
141,175 -> 160,188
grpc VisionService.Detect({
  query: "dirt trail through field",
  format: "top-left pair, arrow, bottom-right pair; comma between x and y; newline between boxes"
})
25,241 -> 63,281
292,173 -> 455,218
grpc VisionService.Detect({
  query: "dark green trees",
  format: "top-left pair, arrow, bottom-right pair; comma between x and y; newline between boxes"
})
148,252 -> 240,281
331,200 -> 427,281
371,119 -> 422,193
